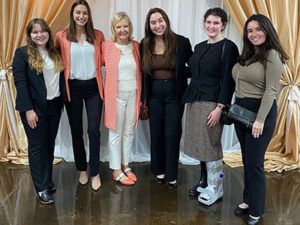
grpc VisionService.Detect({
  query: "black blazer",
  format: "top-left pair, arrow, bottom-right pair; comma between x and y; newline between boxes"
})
12,46 -> 65,116
140,35 -> 193,102
182,39 -> 239,105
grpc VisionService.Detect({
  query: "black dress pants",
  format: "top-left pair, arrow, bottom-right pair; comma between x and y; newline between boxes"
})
21,97 -> 61,192
148,78 -> 184,182
234,98 -> 277,217
66,78 -> 102,177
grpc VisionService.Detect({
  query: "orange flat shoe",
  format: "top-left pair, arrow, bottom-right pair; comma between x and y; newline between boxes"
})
113,171 -> 135,185
123,168 -> 137,182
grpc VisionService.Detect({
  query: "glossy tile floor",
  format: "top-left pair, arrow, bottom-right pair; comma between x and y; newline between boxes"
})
0,162 -> 300,225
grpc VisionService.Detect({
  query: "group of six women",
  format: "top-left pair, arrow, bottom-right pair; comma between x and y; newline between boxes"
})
12,0 -> 288,224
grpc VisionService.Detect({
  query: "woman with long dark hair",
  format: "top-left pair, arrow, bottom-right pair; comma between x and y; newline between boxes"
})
232,14 -> 288,225
13,18 -> 64,204
182,8 -> 239,205
141,8 -> 192,189
55,0 -> 105,191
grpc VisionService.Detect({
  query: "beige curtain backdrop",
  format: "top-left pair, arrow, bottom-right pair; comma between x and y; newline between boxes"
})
0,0 -> 73,164
223,0 -> 300,172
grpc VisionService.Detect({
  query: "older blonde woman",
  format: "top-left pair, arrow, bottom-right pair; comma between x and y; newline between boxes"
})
102,12 -> 141,185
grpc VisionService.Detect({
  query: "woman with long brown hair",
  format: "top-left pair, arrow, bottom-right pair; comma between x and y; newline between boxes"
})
232,14 -> 288,225
140,8 -> 192,189
55,0 -> 105,191
13,18 -> 64,204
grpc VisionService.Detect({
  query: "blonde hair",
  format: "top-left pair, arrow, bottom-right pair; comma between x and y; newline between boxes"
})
26,18 -> 64,74
111,11 -> 133,42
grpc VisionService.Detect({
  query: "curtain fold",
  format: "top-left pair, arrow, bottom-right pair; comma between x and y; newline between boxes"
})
223,0 -> 300,172
0,0 -> 73,164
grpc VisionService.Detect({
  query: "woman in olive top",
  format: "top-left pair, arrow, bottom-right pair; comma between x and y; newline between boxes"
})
182,8 -> 239,205
232,14 -> 288,225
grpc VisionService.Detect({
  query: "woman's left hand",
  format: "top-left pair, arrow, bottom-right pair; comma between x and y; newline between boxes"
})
252,121 -> 264,138
207,107 -> 222,127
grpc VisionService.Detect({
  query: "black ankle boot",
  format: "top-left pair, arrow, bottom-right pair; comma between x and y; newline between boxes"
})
189,162 -> 207,196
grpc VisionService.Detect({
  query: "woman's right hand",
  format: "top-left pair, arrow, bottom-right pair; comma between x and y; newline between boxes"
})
207,107 -> 222,127
26,109 -> 38,129
252,120 -> 264,139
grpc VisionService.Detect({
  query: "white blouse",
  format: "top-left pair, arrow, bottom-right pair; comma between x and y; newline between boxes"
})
70,41 -> 96,80
115,43 -> 137,92
39,50 -> 60,100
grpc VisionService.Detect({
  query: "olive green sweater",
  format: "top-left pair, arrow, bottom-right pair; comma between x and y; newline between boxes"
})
232,49 -> 283,122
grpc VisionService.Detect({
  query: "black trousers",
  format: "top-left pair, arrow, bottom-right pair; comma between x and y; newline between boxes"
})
148,78 -> 184,182
234,98 -> 277,217
21,97 -> 61,192
66,78 -> 102,177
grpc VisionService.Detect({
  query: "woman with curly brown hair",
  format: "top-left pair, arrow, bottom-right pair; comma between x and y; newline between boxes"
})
182,8 -> 239,205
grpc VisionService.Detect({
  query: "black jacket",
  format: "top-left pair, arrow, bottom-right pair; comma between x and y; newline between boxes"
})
12,46 -> 65,116
140,35 -> 193,102
182,39 -> 239,105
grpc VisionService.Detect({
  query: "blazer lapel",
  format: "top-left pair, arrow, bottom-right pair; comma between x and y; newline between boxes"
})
64,38 -> 71,71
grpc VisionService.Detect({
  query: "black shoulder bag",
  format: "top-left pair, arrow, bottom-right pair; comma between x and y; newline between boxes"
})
219,41 -> 257,131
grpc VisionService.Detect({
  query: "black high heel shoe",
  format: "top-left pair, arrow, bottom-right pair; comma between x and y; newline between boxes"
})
234,205 -> 249,215
189,162 -> 207,196
167,181 -> 178,190
154,176 -> 165,184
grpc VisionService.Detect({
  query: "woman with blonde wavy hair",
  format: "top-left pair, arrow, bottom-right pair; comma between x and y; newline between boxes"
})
102,11 -> 141,185
12,18 -> 65,204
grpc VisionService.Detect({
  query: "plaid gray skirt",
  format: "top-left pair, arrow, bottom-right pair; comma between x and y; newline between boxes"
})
183,101 -> 223,161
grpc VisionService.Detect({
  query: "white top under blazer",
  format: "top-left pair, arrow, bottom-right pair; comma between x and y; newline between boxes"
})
40,50 -> 60,100
70,41 -> 96,80
115,43 -> 136,92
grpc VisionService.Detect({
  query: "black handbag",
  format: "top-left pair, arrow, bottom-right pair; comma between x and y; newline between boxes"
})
226,103 -> 257,132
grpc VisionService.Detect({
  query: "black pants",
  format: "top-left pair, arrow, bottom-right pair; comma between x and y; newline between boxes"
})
21,97 -> 61,192
66,78 -> 102,177
148,78 -> 184,182
234,98 -> 277,217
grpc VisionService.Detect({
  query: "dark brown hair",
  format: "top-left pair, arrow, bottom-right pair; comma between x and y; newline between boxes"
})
239,14 -> 289,67
67,0 -> 95,44
142,8 -> 177,74
26,18 -> 64,74
204,7 -> 228,31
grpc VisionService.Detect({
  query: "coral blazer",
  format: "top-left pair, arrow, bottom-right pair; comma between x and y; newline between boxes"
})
55,29 -> 105,101
102,40 -> 142,130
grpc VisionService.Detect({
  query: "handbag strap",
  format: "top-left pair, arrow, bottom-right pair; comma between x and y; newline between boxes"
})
219,39 -> 227,103
221,39 -> 226,62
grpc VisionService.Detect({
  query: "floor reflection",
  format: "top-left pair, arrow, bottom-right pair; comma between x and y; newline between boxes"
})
0,162 -> 300,225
